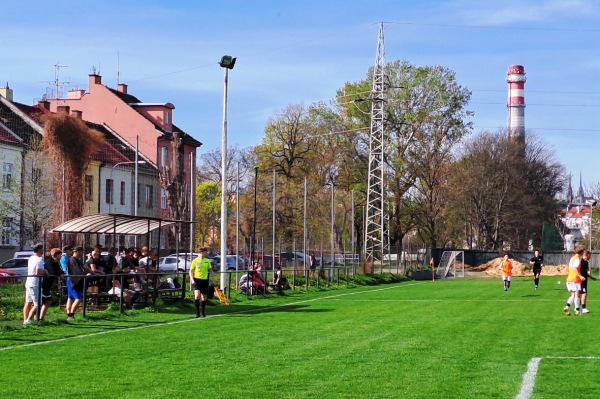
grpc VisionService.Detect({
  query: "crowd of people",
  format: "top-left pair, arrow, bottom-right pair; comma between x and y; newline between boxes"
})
20,244 -> 296,323
23,244 -> 166,324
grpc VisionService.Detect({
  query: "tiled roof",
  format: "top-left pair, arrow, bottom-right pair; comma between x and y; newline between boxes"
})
0,100 -> 43,145
0,125 -> 26,147
107,87 -> 201,147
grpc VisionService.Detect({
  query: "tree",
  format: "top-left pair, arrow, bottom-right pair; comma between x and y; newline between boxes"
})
42,111 -> 104,223
336,60 -> 473,248
0,149 -> 55,246
445,130 -> 564,250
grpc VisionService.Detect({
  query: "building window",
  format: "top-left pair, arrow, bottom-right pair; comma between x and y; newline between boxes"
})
161,188 -> 168,209
164,110 -> 171,125
145,185 -> 154,208
84,175 -> 93,201
120,181 -> 126,205
105,179 -> 114,204
2,162 -> 13,189
161,147 -> 168,168
1,217 -> 13,245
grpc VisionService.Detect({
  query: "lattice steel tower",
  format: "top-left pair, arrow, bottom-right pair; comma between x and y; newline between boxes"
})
364,23 -> 386,265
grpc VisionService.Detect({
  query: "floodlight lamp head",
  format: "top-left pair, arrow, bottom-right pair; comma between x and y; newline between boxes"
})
219,55 -> 236,69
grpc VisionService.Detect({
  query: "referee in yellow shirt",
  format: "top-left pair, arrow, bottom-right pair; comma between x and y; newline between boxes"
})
189,247 -> 215,318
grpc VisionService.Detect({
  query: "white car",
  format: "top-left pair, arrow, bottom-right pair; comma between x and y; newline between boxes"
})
0,258 -> 30,279
158,256 -> 191,273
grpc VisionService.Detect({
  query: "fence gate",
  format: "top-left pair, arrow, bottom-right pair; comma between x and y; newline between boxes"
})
435,251 -> 465,279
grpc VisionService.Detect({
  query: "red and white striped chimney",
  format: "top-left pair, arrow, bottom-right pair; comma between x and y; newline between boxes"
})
507,65 -> 526,144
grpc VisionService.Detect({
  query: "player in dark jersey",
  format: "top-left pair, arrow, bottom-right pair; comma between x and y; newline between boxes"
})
580,251 -> 596,314
529,250 -> 543,290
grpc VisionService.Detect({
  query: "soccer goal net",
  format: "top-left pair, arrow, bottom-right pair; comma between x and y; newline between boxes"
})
435,251 -> 465,279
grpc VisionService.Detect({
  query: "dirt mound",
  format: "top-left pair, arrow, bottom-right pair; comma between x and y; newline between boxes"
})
478,257 -> 568,277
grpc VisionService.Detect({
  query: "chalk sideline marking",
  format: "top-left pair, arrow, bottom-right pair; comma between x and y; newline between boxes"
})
0,281 -> 425,352
516,356 -> 600,399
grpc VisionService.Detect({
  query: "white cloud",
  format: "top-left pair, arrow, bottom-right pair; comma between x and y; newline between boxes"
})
446,0 -> 599,25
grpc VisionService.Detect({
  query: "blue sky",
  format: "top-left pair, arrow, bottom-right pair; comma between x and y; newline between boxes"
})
2,0 -> 600,189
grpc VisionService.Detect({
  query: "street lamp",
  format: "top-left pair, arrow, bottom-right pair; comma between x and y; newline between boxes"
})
219,55 -> 236,291
108,161 -> 146,215
587,199 -> 597,253
251,165 -> 259,265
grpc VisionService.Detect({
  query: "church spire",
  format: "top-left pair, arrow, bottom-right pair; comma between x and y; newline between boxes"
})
567,172 -> 573,203
576,170 -> 585,202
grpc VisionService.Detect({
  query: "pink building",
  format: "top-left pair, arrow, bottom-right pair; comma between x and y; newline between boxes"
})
45,73 -> 201,223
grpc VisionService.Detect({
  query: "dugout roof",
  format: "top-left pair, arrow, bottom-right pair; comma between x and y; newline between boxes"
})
51,213 -> 183,235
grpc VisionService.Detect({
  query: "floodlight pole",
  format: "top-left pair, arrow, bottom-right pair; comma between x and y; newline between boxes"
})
251,165 -> 259,265
219,55 -> 236,291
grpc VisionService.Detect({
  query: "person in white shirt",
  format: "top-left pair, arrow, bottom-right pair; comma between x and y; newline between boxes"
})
23,243 -> 47,325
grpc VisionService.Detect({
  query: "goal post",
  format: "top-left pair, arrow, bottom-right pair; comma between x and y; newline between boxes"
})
435,251 -> 465,279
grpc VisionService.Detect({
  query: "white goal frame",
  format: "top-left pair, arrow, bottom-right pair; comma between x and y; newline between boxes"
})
435,251 -> 465,279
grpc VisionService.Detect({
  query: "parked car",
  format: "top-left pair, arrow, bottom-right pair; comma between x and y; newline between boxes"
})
211,255 -> 247,271
13,250 -> 33,259
158,256 -> 191,273
278,252 -> 320,267
0,258 -> 29,279
0,268 -> 20,284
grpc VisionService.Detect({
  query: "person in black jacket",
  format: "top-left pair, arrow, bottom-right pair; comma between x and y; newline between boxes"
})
580,251 -> 596,314
39,248 -> 63,321
66,247 -> 89,320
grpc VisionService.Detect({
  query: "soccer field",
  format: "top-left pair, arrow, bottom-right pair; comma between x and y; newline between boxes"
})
1,277 -> 599,398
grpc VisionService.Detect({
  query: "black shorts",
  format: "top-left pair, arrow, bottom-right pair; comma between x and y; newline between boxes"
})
581,280 -> 588,294
193,278 -> 210,295
532,268 -> 542,275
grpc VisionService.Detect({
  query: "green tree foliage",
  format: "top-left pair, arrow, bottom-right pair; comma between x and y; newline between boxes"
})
195,181 -> 221,251
337,60 -> 472,248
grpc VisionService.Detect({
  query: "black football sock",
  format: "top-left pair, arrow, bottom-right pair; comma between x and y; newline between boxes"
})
195,299 -> 200,315
201,301 -> 207,315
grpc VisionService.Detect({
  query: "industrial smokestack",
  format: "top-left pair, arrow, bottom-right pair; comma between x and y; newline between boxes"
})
507,65 -> 526,145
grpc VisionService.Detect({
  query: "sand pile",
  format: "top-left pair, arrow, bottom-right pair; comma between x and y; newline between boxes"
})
477,257 -> 568,277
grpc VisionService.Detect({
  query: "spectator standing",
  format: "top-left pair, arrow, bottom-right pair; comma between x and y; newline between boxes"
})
564,245 -> 586,316
59,246 -> 73,274
23,243 -> 47,325
580,250 -> 596,314
499,253 -> 513,291
66,247 -> 88,320
60,246 -> 73,315
39,248 -> 63,321
530,250 -> 543,290
309,252 -> 317,277
189,247 -> 215,318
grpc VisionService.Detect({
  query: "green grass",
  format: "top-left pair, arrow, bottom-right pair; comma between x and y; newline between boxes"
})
1,276 -> 599,398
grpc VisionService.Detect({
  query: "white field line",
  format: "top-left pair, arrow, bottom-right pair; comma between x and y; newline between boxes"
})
341,299 -> 559,302
0,281 -> 425,352
516,356 -> 600,399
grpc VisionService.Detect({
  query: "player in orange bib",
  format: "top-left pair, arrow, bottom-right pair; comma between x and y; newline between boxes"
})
499,253 -> 513,291
563,245 -> 586,316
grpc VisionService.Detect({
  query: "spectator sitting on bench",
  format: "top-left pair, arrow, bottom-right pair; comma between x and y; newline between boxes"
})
239,265 -> 265,294
107,278 -> 135,309
137,250 -> 159,288
273,266 -> 290,290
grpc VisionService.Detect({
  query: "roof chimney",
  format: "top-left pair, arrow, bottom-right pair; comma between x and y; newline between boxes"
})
117,83 -> 128,94
0,82 -> 14,102
57,105 -> 70,114
89,73 -> 102,88
38,99 -> 50,110
71,110 -> 83,119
